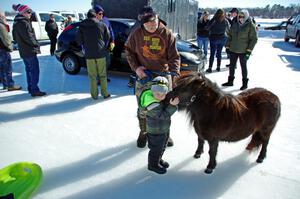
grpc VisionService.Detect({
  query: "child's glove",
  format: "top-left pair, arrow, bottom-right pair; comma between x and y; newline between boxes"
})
245,49 -> 252,60
109,42 -> 115,52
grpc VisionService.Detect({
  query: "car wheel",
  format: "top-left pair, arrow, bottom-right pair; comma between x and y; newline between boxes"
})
284,31 -> 289,42
295,33 -> 300,47
62,54 -> 81,74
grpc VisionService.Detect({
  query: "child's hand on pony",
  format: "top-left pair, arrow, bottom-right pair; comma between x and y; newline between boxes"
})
170,97 -> 180,106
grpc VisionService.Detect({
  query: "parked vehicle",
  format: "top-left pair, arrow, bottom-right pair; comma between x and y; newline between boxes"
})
8,12 -> 65,41
284,14 -> 300,47
264,21 -> 288,30
52,11 -> 86,21
54,18 -> 206,75
30,12 -> 65,40
93,0 -> 198,40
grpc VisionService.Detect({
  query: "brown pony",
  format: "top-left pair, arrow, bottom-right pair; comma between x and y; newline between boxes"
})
167,73 -> 281,174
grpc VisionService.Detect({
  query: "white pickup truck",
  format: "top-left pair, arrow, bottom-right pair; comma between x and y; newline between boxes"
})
7,11 -> 65,41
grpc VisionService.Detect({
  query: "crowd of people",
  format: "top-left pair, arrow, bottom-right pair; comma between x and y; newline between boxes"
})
1,4 -> 258,175
197,7 -> 258,90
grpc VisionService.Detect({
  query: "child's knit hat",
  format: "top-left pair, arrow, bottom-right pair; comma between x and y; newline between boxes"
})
151,76 -> 169,94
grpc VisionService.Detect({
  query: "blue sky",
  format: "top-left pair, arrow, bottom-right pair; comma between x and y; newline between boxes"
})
1,0 -> 299,12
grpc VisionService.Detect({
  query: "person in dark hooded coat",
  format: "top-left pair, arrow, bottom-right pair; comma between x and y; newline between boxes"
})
76,9 -> 110,99
12,4 -> 46,97
222,9 -> 258,90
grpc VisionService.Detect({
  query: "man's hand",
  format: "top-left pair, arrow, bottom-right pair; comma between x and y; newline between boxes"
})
172,75 -> 180,88
109,42 -> 115,51
170,97 -> 180,106
135,66 -> 147,79
245,49 -> 252,60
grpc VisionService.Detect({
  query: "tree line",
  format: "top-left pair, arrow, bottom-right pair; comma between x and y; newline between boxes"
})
201,4 -> 300,18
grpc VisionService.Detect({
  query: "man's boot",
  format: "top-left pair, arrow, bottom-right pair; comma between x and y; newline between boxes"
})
205,67 -> 212,73
240,78 -> 248,90
222,76 -> 235,86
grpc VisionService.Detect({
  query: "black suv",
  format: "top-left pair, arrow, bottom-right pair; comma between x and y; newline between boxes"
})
54,18 -> 206,75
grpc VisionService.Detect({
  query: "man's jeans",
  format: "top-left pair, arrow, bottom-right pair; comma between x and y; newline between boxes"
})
0,49 -> 14,88
23,55 -> 40,93
208,37 -> 227,68
197,36 -> 209,57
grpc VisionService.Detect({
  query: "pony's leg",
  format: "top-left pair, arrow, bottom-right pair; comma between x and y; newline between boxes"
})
257,140 -> 269,163
246,131 -> 262,151
194,137 -> 204,158
205,140 -> 219,174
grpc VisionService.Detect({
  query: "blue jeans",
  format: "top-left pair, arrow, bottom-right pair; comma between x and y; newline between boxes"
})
197,36 -> 209,57
0,49 -> 14,88
208,37 -> 227,68
23,56 -> 40,93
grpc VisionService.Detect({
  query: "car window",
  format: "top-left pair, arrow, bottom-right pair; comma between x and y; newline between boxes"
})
54,14 -> 65,23
78,13 -> 84,20
110,21 -> 129,37
293,15 -> 300,25
61,13 -> 76,18
39,13 -> 49,22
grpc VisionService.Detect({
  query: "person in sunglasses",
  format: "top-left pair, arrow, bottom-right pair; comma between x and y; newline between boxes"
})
222,9 -> 258,90
12,4 -> 46,96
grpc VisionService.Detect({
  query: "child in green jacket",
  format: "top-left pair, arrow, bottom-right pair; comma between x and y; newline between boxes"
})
140,76 -> 179,174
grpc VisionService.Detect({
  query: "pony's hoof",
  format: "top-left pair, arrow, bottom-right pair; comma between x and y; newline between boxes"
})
204,168 -> 213,174
194,153 -> 201,159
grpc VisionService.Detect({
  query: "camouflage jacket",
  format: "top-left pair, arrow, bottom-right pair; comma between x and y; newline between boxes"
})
140,90 -> 177,134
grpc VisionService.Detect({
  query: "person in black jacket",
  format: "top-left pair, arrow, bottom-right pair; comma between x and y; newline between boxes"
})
76,9 -> 111,100
45,14 -> 59,56
205,9 -> 230,73
12,4 -> 46,97
197,11 -> 210,58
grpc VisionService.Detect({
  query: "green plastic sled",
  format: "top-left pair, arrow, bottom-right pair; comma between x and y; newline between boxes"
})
0,162 -> 43,199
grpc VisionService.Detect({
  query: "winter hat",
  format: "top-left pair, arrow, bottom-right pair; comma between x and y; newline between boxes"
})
139,6 -> 154,15
12,4 -> 32,14
87,9 -> 97,18
229,8 -> 239,14
139,6 -> 157,24
239,9 -> 249,22
151,76 -> 169,94
93,5 -> 104,14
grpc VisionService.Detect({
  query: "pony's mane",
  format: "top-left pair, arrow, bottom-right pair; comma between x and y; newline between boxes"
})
176,73 -> 247,115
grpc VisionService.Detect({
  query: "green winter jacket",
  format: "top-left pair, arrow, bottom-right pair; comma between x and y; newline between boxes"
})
140,90 -> 177,134
226,18 -> 257,53
0,18 -> 13,51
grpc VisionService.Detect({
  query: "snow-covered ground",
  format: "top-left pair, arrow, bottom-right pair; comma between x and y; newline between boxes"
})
1,19 -> 300,198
